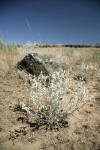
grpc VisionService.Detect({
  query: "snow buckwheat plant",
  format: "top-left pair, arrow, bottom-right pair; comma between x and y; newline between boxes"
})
28,70 -> 70,130
24,67 -> 95,130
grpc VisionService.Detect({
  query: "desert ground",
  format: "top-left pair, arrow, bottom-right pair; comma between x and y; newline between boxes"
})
0,43 -> 100,150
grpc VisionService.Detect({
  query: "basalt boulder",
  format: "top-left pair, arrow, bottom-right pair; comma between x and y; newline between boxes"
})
16,53 -> 60,77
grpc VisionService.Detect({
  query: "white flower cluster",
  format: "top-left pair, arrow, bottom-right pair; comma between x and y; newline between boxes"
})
77,62 -> 99,72
56,55 -> 70,65
29,72 -> 48,110
29,70 -> 70,114
49,70 -> 69,112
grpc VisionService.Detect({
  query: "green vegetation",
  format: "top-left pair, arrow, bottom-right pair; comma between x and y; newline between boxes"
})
63,48 -> 75,57
80,50 -> 100,63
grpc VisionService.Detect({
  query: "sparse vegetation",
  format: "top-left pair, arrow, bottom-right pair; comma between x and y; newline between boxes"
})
0,43 -> 100,150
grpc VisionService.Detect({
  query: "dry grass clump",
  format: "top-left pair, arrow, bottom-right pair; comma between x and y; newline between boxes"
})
0,40 -> 18,71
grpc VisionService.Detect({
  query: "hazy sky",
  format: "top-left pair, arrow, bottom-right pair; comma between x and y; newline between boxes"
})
0,0 -> 100,44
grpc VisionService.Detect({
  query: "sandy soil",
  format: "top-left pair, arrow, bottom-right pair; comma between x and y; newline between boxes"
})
0,50 -> 100,150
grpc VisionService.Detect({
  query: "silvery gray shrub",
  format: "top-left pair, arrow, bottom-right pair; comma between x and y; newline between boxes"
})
20,69 -> 95,130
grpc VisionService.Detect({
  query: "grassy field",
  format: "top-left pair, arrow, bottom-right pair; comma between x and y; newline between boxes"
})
0,41 -> 100,150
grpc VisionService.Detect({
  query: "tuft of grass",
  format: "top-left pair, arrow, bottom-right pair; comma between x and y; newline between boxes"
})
0,40 -> 17,71
0,40 -> 17,53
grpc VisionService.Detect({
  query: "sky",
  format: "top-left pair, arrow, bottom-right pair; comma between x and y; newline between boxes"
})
0,0 -> 100,45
